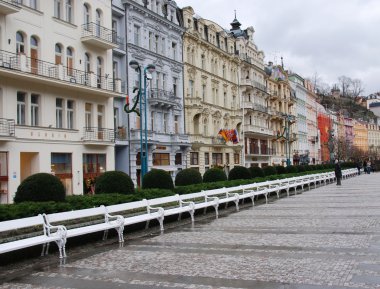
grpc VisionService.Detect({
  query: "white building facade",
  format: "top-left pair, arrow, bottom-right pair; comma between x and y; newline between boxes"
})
123,0 -> 190,185
0,0 -> 120,203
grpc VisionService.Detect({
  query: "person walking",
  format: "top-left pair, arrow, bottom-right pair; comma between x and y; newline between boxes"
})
356,160 -> 361,175
363,160 -> 367,174
367,160 -> 371,174
335,160 -> 342,186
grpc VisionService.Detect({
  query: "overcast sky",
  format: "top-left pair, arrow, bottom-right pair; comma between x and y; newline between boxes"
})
176,0 -> 380,95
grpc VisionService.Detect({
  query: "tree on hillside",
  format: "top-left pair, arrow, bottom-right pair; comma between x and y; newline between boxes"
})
338,75 -> 352,97
350,78 -> 365,98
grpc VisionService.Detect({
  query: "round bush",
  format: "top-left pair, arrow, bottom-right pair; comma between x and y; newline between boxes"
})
286,165 -> 298,173
142,169 -> 174,190
228,166 -> 251,180
175,168 -> 202,186
203,168 -> 227,183
263,166 -> 277,176
249,166 -> 264,178
95,171 -> 135,195
275,165 -> 287,175
14,173 -> 65,203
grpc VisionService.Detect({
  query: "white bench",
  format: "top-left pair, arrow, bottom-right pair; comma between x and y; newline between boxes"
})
0,215 -> 66,258
43,205 -> 124,258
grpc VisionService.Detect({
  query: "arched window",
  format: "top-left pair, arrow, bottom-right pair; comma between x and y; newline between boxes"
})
203,118 -> 208,136
65,0 -> 73,23
193,114 -> 200,134
55,43 -> 63,65
30,36 -> 39,74
83,3 -> 90,28
95,9 -> 102,36
66,47 -> 74,75
84,52 -> 91,73
201,54 -> 205,69
16,32 -> 25,54
97,57 -> 102,88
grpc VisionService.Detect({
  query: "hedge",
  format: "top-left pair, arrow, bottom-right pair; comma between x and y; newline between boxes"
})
95,171 -> 135,195
203,168 -> 227,183
228,166 -> 251,180
175,168 -> 202,186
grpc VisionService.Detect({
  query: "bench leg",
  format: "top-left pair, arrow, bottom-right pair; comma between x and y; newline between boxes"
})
103,230 -> 109,241
55,239 -> 66,259
116,225 -> 124,243
265,194 -> 268,204
250,196 -> 255,206
145,220 -> 150,229
158,216 -> 164,231
234,199 -> 239,212
178,212 -> 182,221
225,202 -> 228,209
286,188 -> 290,197
214,205 -> 219,218
276,190 -> 280,199
189,209 -> 195,223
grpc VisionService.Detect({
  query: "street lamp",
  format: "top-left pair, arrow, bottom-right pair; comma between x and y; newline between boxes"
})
277,114 -> 296,166
126,60 -> 155,186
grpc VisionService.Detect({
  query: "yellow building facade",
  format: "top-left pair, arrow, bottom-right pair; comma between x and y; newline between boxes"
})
353,120 -> 369,154
182,7 -> 242,174
367,123 -> 380,158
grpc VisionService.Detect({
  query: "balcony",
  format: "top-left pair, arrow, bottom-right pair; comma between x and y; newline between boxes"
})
0,0 -> 21,14
252,81 -> 268,94
81,23 -> 118,49
240,78 -> 253,87
244,102 -> 268,114
211,137 -> 227,146
149,89 -> 182,109
0,50 -> 123,95
0,118 -> 15,140
115,126 -> 128,145
113,35 -> 126,55
248,146 -> 276,156
83,127 -> 115,144
269,91 -> 279,100
244,124 -> 275,137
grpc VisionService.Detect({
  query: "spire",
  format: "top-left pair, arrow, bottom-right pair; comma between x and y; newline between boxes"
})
230,10 -> 241,30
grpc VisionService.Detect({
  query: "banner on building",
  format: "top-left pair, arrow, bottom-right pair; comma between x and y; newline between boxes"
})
218,129 -> 239,144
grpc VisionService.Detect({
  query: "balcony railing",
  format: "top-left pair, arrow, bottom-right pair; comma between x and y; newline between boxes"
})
83,127 -> 115,142
81,22 -> 117,45
0,118 -> 15,137
115,127 -> 127,141
149,89 -> 182,107
244,124 -> 275,136
0,50 -> 123,93
0,0 -> 21,14
248,146 -> 276,155
115,35 -> 125,51
253,81 -> 268,93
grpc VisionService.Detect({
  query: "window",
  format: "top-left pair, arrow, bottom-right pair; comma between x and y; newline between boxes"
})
95,9 -> 102,36
51,153 -> 72,195
174,115 -> 179,133
54,0 -> 62,18
190,152 -> 199,165
85,103 -> 92,128
224,92 -> 227,107
151,111 -> 155,130
189,80 -> 194,97
175,153 -> 182,165
163,113 -> 168,133
30,36 -> 39,74
172,42 -> 177,60
134,25 -> 140,46
31,94 -> 39,126
202,84 -> 206,101
225,153 -> 230,165
155,35 -> 159,52
30,0 -> 37,9
17,92 -> 26,125
203,118 -> 208,136
16,32 -> 25,54
162,73 -> 166,90
83,3 -> 90,25
204,152 -> 209,165
97,105 -> 104,129
67,100 -> 74,129
201,54 -> 205,69
161,37 -> 166,54
97,57 -> 103,88
153,153 -> 170,166
55,44 -> 62,65
84,53 -> 91,73
113,61 -> 119,79
148,32 -> 153,50
56,98 -> 63,128
173,77 -> 177,96
212,153 -> 223,166
65,0 -> 73,23
83,154 -> 106,175
66,47 -> 73,75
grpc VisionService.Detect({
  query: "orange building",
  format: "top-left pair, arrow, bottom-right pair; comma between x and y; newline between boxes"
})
318,113 -> 332,162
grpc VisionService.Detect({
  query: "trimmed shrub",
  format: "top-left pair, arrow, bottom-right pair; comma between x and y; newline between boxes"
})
14,173 -> 65,203
95,171 -> 135,195
175,168 -> 202,186
203,168 -> 227,183
297,165 -> 306,173
249,166 -> 265,178
228,166 -> 251,180
263,166 -> 277,176
286,165 -> 298,173
142,169 -> 174,190
275,165 -> 287,175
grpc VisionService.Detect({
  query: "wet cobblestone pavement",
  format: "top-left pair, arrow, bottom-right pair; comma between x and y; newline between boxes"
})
1,173 -> 380,288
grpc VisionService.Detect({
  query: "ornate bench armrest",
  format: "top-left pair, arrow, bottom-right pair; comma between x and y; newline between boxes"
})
180,200 -> 195,209
105,212 -> 124,225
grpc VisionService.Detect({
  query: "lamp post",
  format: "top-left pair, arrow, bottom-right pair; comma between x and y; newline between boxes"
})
128,60 -> 155,186
277,114 -> 296,166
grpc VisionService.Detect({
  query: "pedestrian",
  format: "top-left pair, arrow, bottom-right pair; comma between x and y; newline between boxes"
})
367,160 -> 371,174
356,160 -> 361,175
335,160 -> 342,186
363,160 -> 367,174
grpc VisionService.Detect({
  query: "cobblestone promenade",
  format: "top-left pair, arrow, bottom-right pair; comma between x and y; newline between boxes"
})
1,173 -> 380,289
